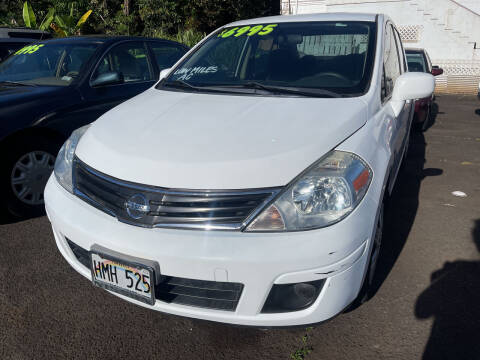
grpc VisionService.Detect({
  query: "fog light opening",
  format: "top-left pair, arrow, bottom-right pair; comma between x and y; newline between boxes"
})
261,279 -> 325,313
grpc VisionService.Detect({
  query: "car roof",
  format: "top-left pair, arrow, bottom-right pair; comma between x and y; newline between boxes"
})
0,38 -> 35,43
0,27 -> 51,39
35,35 -> 188,47
227,12 -> 378,27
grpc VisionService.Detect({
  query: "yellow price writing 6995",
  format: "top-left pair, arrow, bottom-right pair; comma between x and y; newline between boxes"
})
14,44 -> 45,56
218,24 -> 278,38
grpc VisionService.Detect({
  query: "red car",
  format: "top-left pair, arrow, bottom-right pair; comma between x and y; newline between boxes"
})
406,48 -> 443,130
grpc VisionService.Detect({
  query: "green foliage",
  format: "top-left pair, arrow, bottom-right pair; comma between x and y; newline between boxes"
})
50,3 -> 92,37
39,8 -> 55,30
174,29 -> 206,48
138,0 -> 188,37
290,328 -> 314,360
22,1 -> 37,28
185,0 -> 279,34
0,0 -> 278,40
154,28 -> 206,48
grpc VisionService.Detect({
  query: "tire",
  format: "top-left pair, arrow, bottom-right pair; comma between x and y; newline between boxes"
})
349,199 -> 385,308
1,134 -> 62,218
421,104 -> 431,132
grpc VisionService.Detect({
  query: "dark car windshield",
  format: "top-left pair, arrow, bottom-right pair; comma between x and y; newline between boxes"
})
0,42 -> 99,86
160,21 -> 376,96
406,51 -> 426,72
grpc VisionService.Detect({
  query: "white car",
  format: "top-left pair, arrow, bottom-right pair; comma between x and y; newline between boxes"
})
45,13 -> 434,327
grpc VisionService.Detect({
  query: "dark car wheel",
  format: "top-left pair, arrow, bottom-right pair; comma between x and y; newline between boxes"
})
2,135 -> 61,218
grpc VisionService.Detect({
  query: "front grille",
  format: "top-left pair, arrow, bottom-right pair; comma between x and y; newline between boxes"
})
73,157 -> 280,230
66,239 -> 243,311
156,277 -> 243,311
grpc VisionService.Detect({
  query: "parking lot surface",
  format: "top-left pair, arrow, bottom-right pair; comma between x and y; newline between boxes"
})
1,95 -> 479,360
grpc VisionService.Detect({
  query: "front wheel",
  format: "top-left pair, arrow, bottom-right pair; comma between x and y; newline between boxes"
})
349,199 -> 385,308
2,135 -> 61,217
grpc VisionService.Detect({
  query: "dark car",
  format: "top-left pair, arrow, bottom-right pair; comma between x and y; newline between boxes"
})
0,36 -> 188,216
406,48 -> 443,130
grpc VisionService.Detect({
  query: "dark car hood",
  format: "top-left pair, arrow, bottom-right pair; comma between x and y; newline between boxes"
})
0,84 -> 67,107
0,84 -> 79,141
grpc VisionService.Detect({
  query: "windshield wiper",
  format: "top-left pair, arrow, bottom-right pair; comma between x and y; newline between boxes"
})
232,82 -> 342,98
0,81 -> 36,87
163,80 -> 200,91
162,80 -> 247,94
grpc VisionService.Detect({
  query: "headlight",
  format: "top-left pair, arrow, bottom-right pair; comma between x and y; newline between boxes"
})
246,151 -> 372,232
54,124 -> 90,193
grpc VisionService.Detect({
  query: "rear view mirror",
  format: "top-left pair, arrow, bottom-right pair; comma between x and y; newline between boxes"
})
91,71 -> 124,87
159,68 -> 171,81
431,66 -> 444,76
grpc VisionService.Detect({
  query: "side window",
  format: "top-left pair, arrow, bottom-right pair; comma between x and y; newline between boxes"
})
383,24 -> 401,100
92,41 -> 152,83
150,43 -> 186,71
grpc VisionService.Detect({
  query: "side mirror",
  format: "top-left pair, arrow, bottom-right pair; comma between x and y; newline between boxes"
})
391,72 -> 435,116
159,68 -> 171,81
91,71 -> 124,87
431,66 -> 444,76
392,72 -> 435,101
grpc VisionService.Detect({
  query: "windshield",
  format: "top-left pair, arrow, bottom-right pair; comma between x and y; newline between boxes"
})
406,52 -> 426,72
160,21 -> 376,97
0,42 -> 99,86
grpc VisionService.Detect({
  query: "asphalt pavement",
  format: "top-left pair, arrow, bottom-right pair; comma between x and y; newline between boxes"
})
1,95 -> 479,360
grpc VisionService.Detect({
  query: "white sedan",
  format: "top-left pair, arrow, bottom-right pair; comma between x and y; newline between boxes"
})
45,12 -> 434,326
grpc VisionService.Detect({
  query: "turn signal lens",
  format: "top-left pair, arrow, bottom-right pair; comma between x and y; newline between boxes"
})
247,204 -> 285,232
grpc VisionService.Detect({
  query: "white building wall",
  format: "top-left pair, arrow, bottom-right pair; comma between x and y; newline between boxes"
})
457,0 -> 480,15
281,0 -> 480,94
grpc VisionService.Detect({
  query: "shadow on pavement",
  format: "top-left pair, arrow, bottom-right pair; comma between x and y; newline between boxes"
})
415,220 -> 480,360
0,207 -> 44,225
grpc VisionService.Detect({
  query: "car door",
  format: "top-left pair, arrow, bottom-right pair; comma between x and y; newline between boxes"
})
79,40 -> 156,122
392,24 -> 412,145
379,22 -> 411,191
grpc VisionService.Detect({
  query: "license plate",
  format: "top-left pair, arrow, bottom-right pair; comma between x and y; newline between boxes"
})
90,252 -> 155,305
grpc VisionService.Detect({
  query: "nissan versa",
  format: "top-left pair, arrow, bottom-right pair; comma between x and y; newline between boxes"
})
45,13 -> 434,327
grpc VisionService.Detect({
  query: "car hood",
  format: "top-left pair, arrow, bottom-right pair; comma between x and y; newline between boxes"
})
0,84 -> 65,107
76,88 -> 368,189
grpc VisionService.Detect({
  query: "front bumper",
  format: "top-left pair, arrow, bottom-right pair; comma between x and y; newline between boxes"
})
45,175 -> 377,327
